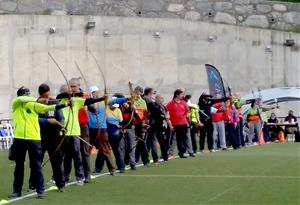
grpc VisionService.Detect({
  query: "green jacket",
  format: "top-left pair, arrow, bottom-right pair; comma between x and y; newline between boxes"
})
234,99 -> 246,109
246,107 -> 262,116
190,103 -> 200,124
12,96 -> 57,141
60,97 -> 85,136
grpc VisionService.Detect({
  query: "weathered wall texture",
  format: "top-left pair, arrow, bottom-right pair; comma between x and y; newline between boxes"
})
0,0 -> 299,30
0,15 -> 299,117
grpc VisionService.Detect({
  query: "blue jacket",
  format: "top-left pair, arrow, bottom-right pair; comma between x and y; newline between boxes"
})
88,97 -> 127,129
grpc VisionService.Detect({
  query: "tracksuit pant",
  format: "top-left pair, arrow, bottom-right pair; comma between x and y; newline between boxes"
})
12,139 -> 44,195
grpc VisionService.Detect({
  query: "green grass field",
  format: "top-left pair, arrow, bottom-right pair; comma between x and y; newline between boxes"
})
0,143 -> 299,205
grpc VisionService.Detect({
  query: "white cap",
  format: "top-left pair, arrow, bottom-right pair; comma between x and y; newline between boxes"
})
89,86 -> 99,93
112,103 -> 119,108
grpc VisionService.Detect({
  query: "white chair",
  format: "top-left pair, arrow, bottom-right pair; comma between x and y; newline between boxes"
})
0,123 -> 14,150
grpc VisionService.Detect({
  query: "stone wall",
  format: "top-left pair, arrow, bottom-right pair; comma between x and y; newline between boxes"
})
0,0 -> 299,31
0,15 -> 299,118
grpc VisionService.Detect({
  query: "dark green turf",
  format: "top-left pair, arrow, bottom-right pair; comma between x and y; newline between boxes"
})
0,143 -> 299,205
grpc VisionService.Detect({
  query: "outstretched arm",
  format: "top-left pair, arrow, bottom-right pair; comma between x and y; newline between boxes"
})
84,97 -> 105,106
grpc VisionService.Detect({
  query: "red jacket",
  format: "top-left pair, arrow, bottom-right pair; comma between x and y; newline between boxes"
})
78,92 -> 89,125
211,103 -> 226,122
78,108 -> 89,125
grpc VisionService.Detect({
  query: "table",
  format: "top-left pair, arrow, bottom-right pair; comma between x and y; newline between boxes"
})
266,122 -> 299,142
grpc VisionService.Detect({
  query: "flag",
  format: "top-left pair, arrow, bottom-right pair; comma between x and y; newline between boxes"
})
205,64 -> 226,98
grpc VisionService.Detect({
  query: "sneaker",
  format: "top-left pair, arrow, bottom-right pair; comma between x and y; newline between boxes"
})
110,171 -> 115,176
47,178 -> 55,185
27,186 -> 36,192
253,142 -> 258,145
209,149 -> 216,153
36,193 -> 44,199
76,180 -> 84,186
221,148 -> 228,151
83,179 -> 90,183
179,155 -> 187,158
144,163 -> 150,168
169,156 -> 176,160
189,153 -> 196,157
58,187 -> 65,192
130,165 -> 136,170
8,192 -> 21,199
93,170 -> 101,174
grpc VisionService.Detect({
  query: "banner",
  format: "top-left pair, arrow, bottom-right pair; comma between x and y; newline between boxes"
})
205,64 -> 226,98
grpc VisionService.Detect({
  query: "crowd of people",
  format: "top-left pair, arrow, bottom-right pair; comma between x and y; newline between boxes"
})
7,78 -> 299,199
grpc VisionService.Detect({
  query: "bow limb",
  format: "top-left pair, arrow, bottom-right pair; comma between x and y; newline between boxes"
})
75,61 -> 89,91
122,81 -> 135,129
43,52 -> 73,167
88,50 -> 107,102
88,50 -> 109,150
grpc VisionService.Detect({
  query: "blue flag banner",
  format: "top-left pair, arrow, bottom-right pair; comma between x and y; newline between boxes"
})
205,64 -> 226,98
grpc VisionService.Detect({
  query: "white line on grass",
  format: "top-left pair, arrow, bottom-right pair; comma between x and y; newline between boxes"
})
200,184 -> 240,205
116,174 -> 300,179
0,157 -> 175,204
0,143 -> 267,204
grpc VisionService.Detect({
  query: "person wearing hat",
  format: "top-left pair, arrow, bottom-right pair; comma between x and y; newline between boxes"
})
106,97 -> 126,173
88,87 -> 127,174
9,86 -> 70,199
88,85 -> 107,151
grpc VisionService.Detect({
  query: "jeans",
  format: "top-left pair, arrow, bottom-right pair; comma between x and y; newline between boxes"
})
155,126 -> 169,161
213,121 -> 226,149
109,134 -> 125,171
80,125 -> 91,180
174,125 -> 189,157
190,124 -> 198,153
199,120 -> 213,151
123,127 -> 137,167
146,127 -> 159,162
248,121 -> 261,143
225,123 -> 239,149
236,118 -> 245,147
185,128 -> 194,154
29,126 -> 65,189
135,125 -> 149,165
63,136 -> 84,181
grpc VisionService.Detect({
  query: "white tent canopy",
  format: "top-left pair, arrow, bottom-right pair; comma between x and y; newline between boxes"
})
242,87 -> 300,114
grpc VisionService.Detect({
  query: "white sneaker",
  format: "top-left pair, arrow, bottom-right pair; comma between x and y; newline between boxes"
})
253,142 -> 258,145
47,178 -> 55,185
210,149 -> 216,153
76,180 -> 84,186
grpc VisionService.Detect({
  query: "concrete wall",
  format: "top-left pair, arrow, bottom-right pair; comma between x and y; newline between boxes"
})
0,0 -> 299,30
0,15 -> 299,118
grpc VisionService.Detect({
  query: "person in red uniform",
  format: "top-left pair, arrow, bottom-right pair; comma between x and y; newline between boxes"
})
166,89 -> 190,158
